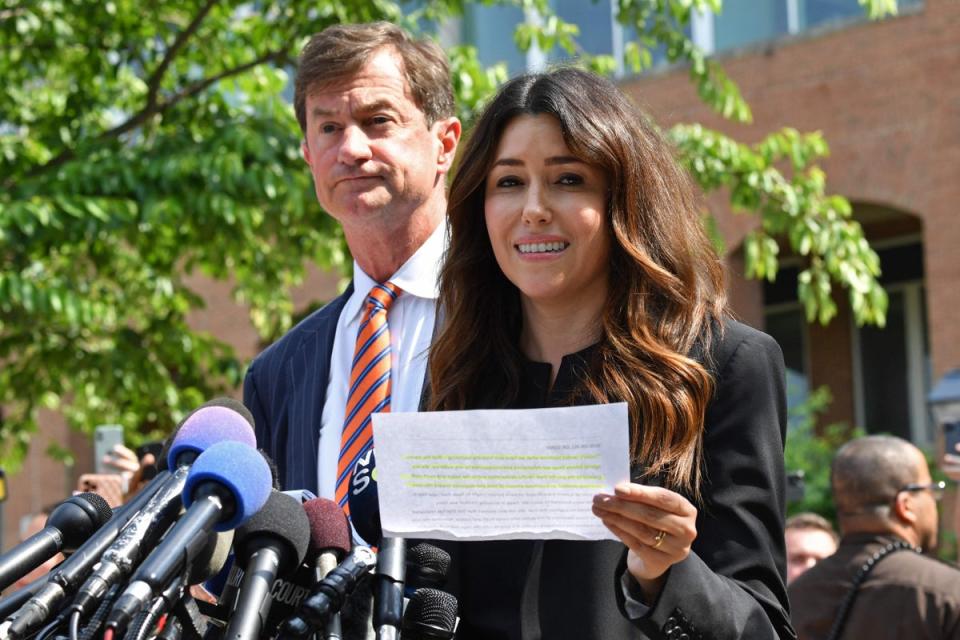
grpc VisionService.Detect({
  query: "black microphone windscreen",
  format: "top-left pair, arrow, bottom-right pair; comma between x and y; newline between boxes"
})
402,588 -> 458,640
48,492 -> 113,551
234,491 -> 311,574
158,397 -> 255,471
406,543 -> 451,589
302,498 -> 351,561
71,492 -> 114,527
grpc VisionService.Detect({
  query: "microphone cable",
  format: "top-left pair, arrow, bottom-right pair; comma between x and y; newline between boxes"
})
124,588 -> 177,640
33,610 -> 70,640
69,609 -> 81,640
77,583 -> 122,640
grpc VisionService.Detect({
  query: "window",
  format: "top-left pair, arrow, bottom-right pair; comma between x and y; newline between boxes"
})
851,240 -> 932,444
854,283 -> 931,443
707,0 -> 924,55
766,306 -> 810,429
454,0 -> 923,75
462,3 -> 527,75
551,0 -> 615,58
713,0 -> 789,52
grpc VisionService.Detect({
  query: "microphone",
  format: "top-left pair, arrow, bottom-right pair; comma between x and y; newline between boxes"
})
0,493 -> 111,592
189,529 -> 237,585
8,479 -> 168,639
401,588 -> 458,640
105,440 -> 272,636
69,403 -> 257,619
279,545 -> 377,637
348,450 -> 405,640
95,530 -> 235,640
303,498 -> 351,582
222,491 -> 311,640
303,498 -> 351,640
405,543 -> 451,594
215,497 -> 352,637
156,397 -> 255,473
7,397 -> 255,639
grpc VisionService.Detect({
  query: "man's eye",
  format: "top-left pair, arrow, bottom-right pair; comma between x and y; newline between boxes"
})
370,115 -> 392,125
320,123 -> 338,134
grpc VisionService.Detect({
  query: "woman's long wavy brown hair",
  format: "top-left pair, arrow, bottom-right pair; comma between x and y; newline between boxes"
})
428,67 -> 728,497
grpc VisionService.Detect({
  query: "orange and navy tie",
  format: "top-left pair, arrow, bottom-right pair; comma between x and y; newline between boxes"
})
335,282 -> 401,514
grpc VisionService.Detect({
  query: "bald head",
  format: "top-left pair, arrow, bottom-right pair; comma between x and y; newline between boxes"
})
831,435 -> 924,516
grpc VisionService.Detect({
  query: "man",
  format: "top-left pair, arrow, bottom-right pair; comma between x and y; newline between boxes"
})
784,512 -> 838,584
789,435 -> 960,639
243,22 -> 460,499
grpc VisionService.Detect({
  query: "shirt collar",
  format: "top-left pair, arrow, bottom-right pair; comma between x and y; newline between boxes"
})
343,221 -> 446,323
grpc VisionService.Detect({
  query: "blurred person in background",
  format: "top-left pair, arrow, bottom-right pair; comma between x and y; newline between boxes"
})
11,504 -> 61,591
789,435 -> 960,639
785,512 -> 838,584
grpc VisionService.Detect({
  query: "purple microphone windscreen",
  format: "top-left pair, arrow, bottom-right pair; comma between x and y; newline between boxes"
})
158,397 -> 254,471
166,404 -> 257,471
182,441 -> 272,531
302,498 -> 351,562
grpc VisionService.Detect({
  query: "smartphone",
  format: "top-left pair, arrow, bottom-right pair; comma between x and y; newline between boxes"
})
944,421 -> 960,457
94,424 -> 125,474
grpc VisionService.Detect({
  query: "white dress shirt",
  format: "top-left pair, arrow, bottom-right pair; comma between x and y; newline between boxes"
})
317,221 -> 445,502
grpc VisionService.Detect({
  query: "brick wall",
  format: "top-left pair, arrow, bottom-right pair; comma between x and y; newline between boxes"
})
623,0 -> 960,419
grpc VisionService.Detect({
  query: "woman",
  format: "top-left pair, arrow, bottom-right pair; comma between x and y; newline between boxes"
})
428,67 -> 794,639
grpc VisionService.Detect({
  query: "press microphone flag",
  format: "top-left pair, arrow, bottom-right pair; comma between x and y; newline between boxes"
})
347,450 -> 405,640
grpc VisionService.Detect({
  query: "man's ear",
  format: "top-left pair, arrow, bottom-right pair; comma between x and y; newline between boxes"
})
301,139 -> 313,166
435,117 -> 462,173
893,491 -> 917,525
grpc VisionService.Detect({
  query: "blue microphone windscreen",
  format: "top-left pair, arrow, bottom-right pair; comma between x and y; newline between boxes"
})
183,441 -> 272,531
167,405 -> 257,470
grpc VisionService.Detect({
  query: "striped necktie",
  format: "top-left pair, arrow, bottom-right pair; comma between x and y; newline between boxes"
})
335,281 -> 401,514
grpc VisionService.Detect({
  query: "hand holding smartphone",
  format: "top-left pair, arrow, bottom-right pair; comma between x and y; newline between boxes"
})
94,424 -> 125,474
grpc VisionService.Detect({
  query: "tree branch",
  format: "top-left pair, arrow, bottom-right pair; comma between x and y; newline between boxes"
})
145,0 -> 220,110
6,48 -> 288,190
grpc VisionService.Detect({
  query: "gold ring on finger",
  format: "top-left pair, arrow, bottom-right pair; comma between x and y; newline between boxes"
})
652,529 -> 666,550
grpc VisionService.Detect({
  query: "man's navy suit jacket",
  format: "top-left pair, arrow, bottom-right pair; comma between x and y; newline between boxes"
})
243,285 -> 354,494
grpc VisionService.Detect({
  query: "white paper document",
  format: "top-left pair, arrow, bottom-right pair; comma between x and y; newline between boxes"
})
371,403 -> 630,541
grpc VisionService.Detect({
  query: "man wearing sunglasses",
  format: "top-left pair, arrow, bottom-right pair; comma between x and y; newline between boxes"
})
789,435 -> 960,639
